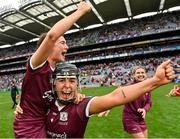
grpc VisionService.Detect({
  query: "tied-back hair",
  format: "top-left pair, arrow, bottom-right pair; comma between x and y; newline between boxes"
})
37,32 -> 47,47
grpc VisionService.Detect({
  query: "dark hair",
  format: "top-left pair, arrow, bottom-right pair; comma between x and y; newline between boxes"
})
37,32 -> 47,47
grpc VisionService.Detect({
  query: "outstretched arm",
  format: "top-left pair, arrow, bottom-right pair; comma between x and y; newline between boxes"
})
31,1 -> 91,68
89,60 -> 175,115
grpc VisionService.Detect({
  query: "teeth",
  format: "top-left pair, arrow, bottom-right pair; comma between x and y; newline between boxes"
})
62,88 -> 72,94
63,92 -> 70,94
60,88 -> 74,99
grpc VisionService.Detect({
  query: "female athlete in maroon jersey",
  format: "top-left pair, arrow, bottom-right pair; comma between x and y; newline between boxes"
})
45,60 -> 175,138
13,1 -> 91,138
122,66 -> 152,138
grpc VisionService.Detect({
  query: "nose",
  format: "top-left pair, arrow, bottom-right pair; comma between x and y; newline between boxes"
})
64,79 -> 70,87
140,72 -> 145,76
64,43 -> 69,50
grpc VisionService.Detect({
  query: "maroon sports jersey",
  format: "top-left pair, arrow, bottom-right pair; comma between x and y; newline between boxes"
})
14,60 -> 55,138
122,81 -> 152,133
122,91 -> 152,120
46,97 -> 93,138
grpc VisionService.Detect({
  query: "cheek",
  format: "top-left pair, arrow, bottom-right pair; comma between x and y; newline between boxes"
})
54,82 -> 62,90
51,50 -> 58,57
55,48 -> 61,55
72,85 -> 77,90
143,74 -> 147,78
73,84 -> 78,91
54,46 -> 62,53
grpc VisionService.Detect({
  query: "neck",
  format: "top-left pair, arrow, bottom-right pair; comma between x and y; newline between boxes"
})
47,58 -> 56,69
57,97 -> 75,105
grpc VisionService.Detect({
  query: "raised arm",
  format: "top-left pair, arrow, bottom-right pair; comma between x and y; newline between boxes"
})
89,60 -> 175,115
31,1 -> 91,68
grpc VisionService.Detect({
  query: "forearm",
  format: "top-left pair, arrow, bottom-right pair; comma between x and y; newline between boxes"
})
114,76 -> 160,105
48,10 -> 85,41
90,77 -> 160,115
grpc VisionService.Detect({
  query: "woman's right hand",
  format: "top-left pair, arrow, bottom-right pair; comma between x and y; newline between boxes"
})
154,60 -> 175,86
14,104 -> 23,116
77,1 -> 91,14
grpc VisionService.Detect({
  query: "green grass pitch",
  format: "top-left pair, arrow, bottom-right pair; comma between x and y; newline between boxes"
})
0,83 -> 180,138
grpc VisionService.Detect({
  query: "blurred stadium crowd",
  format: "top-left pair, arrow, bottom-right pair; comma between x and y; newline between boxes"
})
0,55 -> 179,91
66,11 -> 180,47
0,10 -> 180,91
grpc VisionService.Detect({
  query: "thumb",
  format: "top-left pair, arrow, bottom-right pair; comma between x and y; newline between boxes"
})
159,60 -> 171,68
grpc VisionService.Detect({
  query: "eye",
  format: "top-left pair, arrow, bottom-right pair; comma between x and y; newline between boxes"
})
57,79 -> 65,82
69,79 -> 76,83
60,41 -> 66,45
70,80 -> 75,83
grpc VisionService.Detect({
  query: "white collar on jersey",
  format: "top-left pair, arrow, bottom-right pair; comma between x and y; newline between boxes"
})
55,100 -> 65,111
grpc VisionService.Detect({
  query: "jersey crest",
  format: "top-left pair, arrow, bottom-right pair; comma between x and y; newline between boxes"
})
60,112 -> 68,122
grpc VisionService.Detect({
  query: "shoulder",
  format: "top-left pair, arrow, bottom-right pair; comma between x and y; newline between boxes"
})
26,60 -> 51,74
78,97 -> 93,105
75,97 -> 94,120
75,97 -> 94,111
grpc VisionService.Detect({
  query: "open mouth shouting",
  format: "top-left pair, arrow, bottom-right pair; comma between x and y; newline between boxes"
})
61,88 -> 74,100
62,51 -> 66,57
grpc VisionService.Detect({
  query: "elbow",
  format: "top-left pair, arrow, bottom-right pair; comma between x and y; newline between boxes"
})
46,32 -> 59,42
